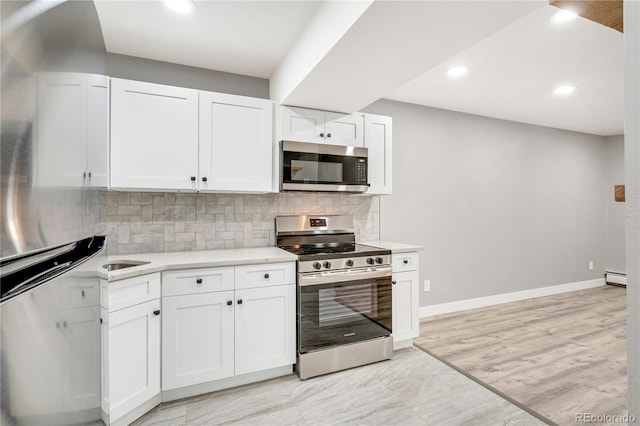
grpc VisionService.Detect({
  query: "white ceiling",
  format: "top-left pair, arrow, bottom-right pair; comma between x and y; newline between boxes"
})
94,0 -> 624,136
94,1 -> 321,78
387,5 -> 624,136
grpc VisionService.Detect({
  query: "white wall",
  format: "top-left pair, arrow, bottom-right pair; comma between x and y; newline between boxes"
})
605,135 -> 625,274
364,99 -> 607,307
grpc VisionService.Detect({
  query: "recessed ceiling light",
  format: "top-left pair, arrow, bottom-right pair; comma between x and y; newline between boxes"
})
164,0 -> 195,14
551,10 -> 578,23
553,85 -> 575,95
446,66 -> 468,77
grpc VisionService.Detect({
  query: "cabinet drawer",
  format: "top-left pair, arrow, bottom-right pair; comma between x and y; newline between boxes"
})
235,262 -> 295,290
101,273 -> 161,312
392,253 -> 418,273
162,267 -> 234,296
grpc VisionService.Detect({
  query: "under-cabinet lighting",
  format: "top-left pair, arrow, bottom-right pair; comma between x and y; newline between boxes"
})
446,66 -> 468,77
164,0 -> 195,14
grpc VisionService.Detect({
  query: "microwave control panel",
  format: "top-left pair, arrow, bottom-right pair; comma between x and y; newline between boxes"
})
356,159 -> 368,184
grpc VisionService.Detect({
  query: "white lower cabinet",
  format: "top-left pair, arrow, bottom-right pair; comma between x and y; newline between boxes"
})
235,284 -> 295,375
161,291 -> 235,390
101,273 -> 161,425
161,262 -> 296,396
391,252 -> 420,349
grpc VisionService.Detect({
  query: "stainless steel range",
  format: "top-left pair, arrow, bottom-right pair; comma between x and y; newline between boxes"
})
275,214 -> 393,380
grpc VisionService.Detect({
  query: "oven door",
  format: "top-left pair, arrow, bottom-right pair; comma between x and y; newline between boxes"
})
297,266 -> 392,353
281,141 -> 369,193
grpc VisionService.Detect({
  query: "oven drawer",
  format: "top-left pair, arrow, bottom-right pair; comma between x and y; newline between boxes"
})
392,253 -> 418,273
235,262 -> 296,290
162,267 -> 234,296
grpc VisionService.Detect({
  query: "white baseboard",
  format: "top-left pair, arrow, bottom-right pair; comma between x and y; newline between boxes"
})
419,278 -> 606,318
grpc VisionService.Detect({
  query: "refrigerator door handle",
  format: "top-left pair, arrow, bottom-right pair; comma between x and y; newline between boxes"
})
3,261 -> 72,298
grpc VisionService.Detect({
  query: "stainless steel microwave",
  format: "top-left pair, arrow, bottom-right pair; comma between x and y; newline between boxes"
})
280,141 -> 369,193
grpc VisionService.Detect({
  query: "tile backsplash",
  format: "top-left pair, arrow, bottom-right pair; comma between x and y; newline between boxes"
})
105,192 -> 380,255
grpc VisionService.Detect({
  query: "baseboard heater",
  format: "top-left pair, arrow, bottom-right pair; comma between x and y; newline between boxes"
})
605,271 -> 627,287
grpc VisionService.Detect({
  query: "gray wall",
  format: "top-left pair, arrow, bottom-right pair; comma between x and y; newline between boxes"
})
106,53 -> 269,99
605,135 -> 625,274
364,99 -> 607,307
624,0 -> 640,417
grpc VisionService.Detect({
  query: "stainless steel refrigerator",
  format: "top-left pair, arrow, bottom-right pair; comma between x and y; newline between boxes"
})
1,1 -> 108,424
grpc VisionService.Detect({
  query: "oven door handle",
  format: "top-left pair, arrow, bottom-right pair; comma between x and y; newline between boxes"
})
298,266 -> 392,287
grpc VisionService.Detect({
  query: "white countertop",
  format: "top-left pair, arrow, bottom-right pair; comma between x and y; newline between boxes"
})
104,247 -> 297,282
361,240 -> 424,253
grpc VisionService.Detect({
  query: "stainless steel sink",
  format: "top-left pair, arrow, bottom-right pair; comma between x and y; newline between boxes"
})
103,260 -> 150,271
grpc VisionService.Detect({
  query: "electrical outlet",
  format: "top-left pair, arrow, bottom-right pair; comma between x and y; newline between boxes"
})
589,260 -> 594,270
424,280 -> 431,292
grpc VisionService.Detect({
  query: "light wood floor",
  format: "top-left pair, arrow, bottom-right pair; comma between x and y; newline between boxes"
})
132,347 -> 544,425
414,285 -> 628,426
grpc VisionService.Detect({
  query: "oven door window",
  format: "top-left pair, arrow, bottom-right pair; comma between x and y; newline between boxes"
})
298,276 -> 392,353
282,151 -> 363,185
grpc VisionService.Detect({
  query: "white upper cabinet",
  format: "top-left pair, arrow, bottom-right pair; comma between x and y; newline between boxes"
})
280,106 -> 325,144
35,73 -> 87,187
324,111 -> 365,147
86,75 -> 109,188
110,79 -> 274,193
110,78 -> 199,191
280,106 -> 364,147
364,114 -> 393,195
35,73 -> 108,188
199,92 -> 274,192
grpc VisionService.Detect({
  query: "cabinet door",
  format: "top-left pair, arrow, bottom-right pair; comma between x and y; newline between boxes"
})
235,284 -> 295,375
162,291 -> 235,390
107,299 -> 160,423
62,306 -> 101,412
35,72 -> 88,187
392,270 -> 419,342
324,112 -> 364,147
364,114 -> 392,195
110,78 -> 198,191
86,74 -> 109,188
199,92 -> 273,192
280,106 -> 325,143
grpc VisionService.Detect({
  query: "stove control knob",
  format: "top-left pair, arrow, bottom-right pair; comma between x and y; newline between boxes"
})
313,262 -> 322,270
323,261 -> 332,269
366,258 -> 375,265
375,257 -> 383,264
345,259 -> 354,267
